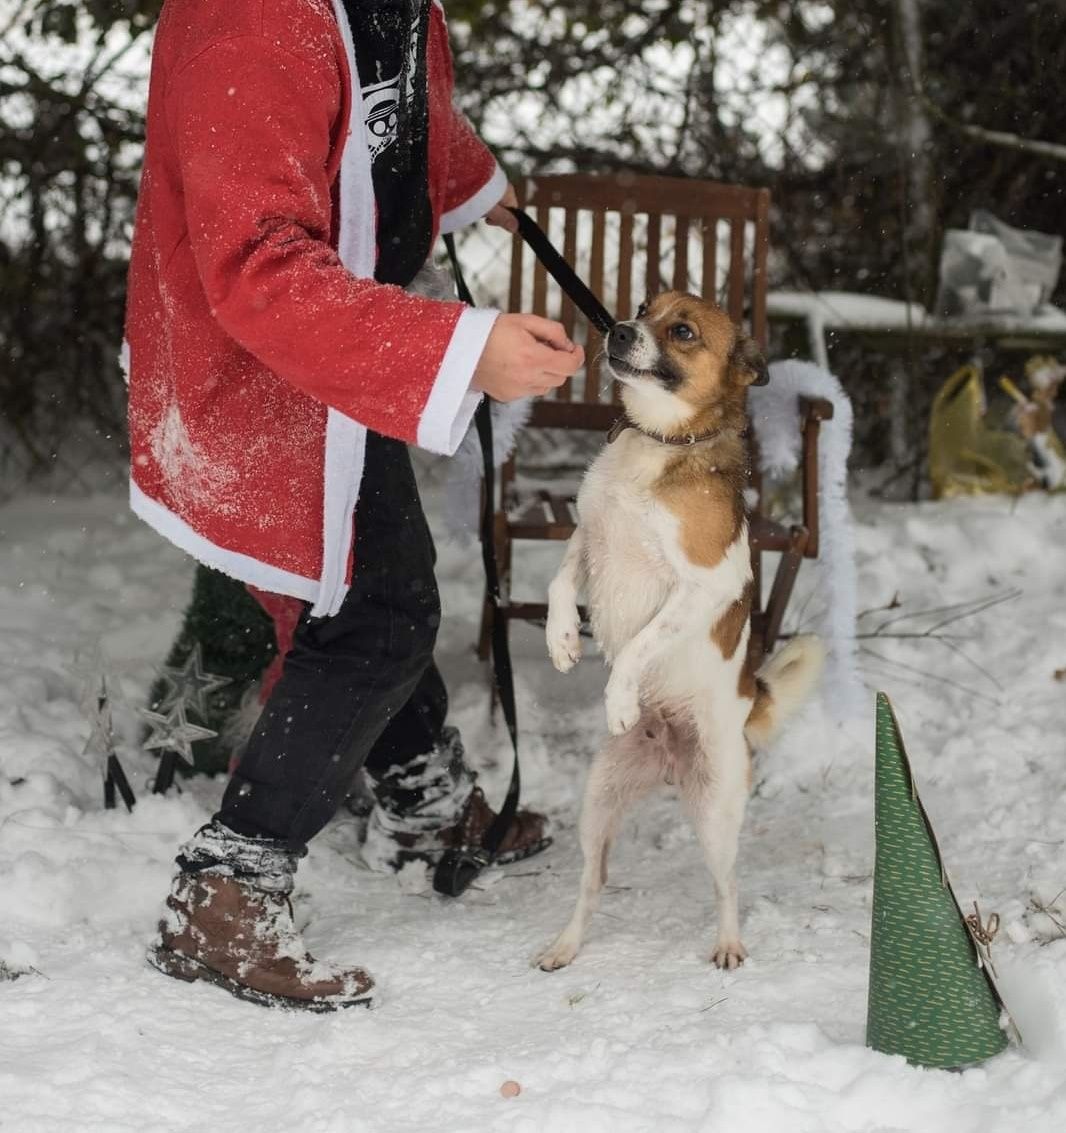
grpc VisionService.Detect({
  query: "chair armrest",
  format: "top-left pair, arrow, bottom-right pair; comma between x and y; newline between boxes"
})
800,396 -> 834,422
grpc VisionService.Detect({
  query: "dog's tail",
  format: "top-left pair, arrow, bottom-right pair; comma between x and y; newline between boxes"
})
744,635 -> 824,749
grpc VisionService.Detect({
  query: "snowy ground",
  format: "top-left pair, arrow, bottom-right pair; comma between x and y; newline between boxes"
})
1,472 -> 1065,1132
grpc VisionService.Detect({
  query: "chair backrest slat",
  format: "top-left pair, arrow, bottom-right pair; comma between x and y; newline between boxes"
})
701,218 -> 718,304
508,224 -> 524,314
530,204 -> 549,317
727,218 -> 746,325
509,174 -> 770,427
617,211 -> 635,319
587,209 -> 607,402
751,190 -> 771,347
646,212 -> 662,295
560,208 -> 578,340
672,215 -> 690,291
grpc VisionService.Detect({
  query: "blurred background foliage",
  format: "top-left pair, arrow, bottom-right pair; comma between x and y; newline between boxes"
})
1,0 -> 1063,491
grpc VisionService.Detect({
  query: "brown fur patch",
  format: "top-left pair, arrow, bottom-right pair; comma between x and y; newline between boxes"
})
656,463 -> 745,569
711,579 -> 754,659
652,403 -> 750,569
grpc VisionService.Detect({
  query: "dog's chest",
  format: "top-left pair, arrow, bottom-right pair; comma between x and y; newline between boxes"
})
577,447 -> 675,658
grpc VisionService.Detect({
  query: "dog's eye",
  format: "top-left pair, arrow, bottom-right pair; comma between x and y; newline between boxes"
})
670,323 -> 696,341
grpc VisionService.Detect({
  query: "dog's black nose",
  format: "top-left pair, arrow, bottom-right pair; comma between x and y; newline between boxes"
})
608,323 -> 636,353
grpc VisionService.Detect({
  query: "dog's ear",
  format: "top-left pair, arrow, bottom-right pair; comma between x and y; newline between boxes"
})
730,333 -> 769,387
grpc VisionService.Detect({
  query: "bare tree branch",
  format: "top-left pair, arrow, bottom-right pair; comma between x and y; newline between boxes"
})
919,91 -> 1066,163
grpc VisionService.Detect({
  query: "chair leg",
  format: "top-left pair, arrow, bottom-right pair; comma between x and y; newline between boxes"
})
747,617 -> 767,666
476,593 -> 493,661
762,525 -> 809,653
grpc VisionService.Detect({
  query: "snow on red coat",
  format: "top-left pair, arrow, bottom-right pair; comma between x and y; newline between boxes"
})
125,0 -> 505,616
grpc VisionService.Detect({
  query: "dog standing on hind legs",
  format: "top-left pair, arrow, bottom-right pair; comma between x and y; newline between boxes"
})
535,291 -> 824,972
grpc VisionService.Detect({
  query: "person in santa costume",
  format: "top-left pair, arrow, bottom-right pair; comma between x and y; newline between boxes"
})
127,0 -> 584,1010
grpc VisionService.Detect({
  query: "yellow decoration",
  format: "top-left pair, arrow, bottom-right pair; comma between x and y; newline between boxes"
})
928,365 -> 1028,498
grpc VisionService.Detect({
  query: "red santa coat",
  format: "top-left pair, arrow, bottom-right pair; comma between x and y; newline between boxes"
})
125,0 -> 504,616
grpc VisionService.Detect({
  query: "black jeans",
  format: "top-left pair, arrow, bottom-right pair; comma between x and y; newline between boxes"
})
216,432 -> 447,850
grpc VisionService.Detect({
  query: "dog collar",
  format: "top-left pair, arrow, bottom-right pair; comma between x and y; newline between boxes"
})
606,417 -> 726,446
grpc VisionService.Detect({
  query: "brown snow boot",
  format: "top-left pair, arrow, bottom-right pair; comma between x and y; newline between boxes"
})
147,873 -> 374,1012
364,785 -> 552,872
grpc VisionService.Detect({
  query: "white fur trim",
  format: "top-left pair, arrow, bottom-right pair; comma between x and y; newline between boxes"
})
439,163 -> 508,235
311,0 -> 377,617
416,306 -> 497,455
330,1 -> 375,278
313,411 -> 365,616
119,339 -> 130,387
748,360 -> 863,720
130,480 -> 320,603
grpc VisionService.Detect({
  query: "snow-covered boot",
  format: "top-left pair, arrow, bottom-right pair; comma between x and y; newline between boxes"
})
148,820 -> 372,1010
361,727 -> 551,872
148,872 -> 374,1011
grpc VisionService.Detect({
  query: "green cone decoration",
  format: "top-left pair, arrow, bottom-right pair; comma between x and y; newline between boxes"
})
866,693 -> 1011,1069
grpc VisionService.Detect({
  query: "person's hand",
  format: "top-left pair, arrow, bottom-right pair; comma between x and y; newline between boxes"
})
473,314 -> 585,402
484,183 -> 519,233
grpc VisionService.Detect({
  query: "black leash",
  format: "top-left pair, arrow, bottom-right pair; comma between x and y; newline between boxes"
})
506,207 -> 616,335
433,233 -> 522,897
433,209 -> 617,897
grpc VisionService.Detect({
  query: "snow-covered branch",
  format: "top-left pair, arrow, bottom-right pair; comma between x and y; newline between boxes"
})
919,92 -> 1066,164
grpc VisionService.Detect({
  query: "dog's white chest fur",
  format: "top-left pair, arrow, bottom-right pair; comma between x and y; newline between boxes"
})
575,435 -> 749,671
577,440 -> 671,661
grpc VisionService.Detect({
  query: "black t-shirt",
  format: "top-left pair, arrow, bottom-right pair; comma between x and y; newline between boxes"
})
343,0 -> 433,287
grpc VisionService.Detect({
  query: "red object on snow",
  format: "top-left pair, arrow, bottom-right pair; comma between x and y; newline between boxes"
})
247,587 -> 304,704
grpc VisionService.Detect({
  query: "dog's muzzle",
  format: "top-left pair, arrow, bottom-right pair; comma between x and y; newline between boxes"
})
606,321 -> 671,385
607,322 -> 637,356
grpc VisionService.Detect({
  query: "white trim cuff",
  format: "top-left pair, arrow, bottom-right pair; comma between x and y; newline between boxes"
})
416,306 -> 498,455
439,163 -> 508,235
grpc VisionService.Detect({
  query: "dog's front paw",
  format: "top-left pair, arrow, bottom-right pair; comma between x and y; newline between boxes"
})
546,614 -> 582,673
533,934 -> 580,972
710,938 -> 748,970
604,677 -> 640,736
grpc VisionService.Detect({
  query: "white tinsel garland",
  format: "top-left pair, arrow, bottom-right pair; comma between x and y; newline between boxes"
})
749,360 -> 863,722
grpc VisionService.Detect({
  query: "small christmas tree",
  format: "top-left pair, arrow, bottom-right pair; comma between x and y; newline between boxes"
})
866,693 -> 1012,1069
146,565 -> 276,773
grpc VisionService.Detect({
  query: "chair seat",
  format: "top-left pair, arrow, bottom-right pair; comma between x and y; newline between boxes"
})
507,490 -> 577,540
509,491 -> 804,554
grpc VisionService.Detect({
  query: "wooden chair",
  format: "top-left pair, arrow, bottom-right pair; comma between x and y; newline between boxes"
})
477,172 -> 833,668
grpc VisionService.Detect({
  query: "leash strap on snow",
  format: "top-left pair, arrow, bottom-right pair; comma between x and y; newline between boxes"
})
506,207 -> 616,335
433,235 -> 522,898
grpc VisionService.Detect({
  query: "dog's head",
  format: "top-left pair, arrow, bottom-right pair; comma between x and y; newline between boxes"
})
604,291 -> 768,437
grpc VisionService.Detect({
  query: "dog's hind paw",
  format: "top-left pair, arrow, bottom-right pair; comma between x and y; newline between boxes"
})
710,939 -> 748,970
533,937 -> 580,971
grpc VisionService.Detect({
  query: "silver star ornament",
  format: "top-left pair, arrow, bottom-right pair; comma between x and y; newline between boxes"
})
155,642 -> 231,719
138,698 -> 217,762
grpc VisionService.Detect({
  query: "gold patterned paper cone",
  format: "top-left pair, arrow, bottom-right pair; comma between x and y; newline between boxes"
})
866,693 -> 1010,1068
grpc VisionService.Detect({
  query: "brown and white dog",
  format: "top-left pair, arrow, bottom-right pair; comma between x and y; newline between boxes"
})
535,292 -> 823,972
